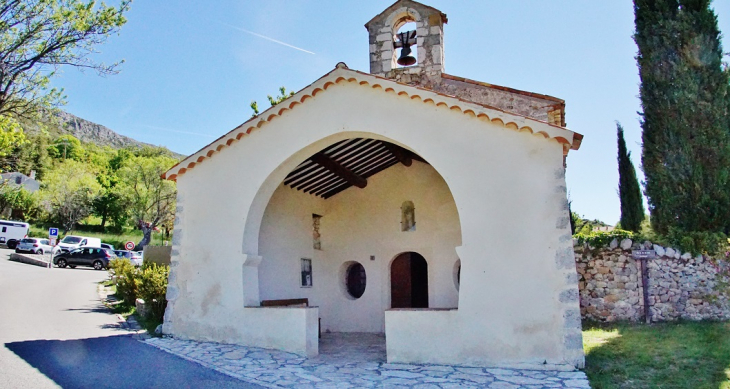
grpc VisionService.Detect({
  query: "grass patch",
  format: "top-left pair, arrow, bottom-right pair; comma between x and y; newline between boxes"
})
584,321 -> 730,388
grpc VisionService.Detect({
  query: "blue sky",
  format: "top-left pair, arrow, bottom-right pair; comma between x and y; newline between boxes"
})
51,1 -> 730,225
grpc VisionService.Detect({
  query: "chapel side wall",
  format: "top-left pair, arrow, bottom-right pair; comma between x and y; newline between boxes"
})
258,161 -> 461,333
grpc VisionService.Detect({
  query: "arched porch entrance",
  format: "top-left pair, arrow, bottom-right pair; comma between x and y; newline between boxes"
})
390,252 -> 429,308
251,135 -> 462,334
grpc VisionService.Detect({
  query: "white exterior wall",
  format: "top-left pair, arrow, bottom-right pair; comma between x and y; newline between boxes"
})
163,70 -> 583,367
258,161 -> 461,333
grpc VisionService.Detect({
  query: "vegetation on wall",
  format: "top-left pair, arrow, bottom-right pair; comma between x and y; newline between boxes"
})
616,123 -> 644,232
635,0 -> 730,235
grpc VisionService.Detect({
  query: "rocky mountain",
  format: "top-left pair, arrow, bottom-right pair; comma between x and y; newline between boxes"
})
49,111 -> 183,158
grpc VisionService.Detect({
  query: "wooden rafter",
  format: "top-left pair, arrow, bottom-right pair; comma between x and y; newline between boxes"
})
383,143 -> 412,167
310,153 -> 367,189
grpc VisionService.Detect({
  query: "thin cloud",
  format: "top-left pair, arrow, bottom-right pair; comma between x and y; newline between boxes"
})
219,21 -> 315,55
142,125 -> 215,138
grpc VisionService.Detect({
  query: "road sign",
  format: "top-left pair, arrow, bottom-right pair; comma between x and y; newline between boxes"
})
631,249 -> 656,259
125,241 -> 135,250
50,238 -> 56,246
49,228 -> 59,238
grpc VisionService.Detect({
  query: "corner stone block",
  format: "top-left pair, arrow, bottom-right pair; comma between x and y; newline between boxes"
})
172,231 -> 183,246
556,216 -> 569,229
564,308 -> 582,328
560,288 -> 579,303
376,33 -> 392,42
166,285 -> 180,301
565,272 -> 578,284
564,331 -> 584,350
556,247 -> 574,269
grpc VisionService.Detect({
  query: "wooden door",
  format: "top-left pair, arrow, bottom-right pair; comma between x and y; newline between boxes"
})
390,253 -> 412,308
390,252 -> 429,308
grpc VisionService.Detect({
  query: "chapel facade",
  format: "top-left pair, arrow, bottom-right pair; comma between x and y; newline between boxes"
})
161,0 -> 584,369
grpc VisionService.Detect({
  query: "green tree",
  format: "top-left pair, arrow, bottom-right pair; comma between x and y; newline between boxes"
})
617,123 -> 645,232
250,86 -> 294,117
6,132 -> 51,179
0,182 -> 37,220
40,159 -> 100,233
118,154 -> 177,249
0,115 -> 26,159
48,134 -> 83,160
635,0 -> 730,234
92,149 -> 132,230
0,0 -> 131,120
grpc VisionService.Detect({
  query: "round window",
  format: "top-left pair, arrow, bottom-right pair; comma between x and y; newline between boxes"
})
346,262 -> 367,299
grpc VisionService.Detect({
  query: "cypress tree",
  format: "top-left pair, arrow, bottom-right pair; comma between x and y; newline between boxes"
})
617,123 -> 645,232
635,0 -> 730,234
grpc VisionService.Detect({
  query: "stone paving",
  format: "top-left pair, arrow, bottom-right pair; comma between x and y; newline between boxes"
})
144,333 -> 590,388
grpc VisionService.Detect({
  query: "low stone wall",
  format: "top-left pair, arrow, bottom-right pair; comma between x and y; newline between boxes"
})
9,252 -> 50,267
143,245 -> 172,266
575,239 -> 730,322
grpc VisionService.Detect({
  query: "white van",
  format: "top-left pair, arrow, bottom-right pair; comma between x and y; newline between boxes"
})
53,236 -> 102,255
0,220 -> 30,248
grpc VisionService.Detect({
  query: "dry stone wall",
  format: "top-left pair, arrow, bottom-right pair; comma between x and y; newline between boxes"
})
575,238 -> 730,322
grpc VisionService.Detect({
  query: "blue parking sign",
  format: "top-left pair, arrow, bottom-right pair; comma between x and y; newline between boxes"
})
49,228 -> 59,238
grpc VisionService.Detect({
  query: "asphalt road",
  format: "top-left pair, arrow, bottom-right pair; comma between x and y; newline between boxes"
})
0,248 -> 262,388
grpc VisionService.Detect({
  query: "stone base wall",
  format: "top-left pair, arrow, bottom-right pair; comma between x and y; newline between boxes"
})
575,239 -> 730,322
143,245 -> 172,266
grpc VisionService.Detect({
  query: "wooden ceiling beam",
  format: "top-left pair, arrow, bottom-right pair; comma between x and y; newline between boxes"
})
310,153 -> 367,189
383,143 -> 412,167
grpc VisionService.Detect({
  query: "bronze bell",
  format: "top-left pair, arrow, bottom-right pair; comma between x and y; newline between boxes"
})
397,44 -> 416,66
396,31 -> 417,66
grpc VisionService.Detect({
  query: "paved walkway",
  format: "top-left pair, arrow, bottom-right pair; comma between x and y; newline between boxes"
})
145,333 -> 590,388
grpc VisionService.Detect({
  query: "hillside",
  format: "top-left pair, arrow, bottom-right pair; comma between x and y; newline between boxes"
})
53,111 -> 152,149
23,111 -> 184,158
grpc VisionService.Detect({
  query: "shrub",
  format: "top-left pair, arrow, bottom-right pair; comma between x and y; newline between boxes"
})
663,229 -> 728,257
108,258 -> 140,304
574,229 -> 634,248
137,263 -> 170,323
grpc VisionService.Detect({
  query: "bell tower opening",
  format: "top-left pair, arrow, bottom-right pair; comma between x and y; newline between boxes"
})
394,20 -> 417,67
365,0 -> 447,83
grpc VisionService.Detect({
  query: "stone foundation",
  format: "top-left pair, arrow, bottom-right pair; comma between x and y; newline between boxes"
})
575,239 -> 730,322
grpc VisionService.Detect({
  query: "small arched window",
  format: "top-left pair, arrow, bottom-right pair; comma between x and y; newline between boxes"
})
401,201 -> 415,231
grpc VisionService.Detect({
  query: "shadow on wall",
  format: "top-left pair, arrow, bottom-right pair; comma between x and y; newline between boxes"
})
582,321 -> 730,388
4,336 -> 253,388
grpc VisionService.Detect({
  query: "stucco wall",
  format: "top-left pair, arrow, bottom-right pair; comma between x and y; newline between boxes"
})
163,73 -> 582,367
258,161 -> 461,333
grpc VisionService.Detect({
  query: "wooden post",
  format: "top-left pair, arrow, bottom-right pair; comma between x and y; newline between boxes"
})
641,257 -> 651,324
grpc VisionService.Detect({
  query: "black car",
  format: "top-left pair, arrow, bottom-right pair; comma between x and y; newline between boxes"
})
53,246 -> 116,270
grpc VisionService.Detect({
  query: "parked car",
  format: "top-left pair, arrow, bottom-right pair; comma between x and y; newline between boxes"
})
113,250 -> 143,267
15,238 -> 53,255
101,243 -> 114,251
53,246 -> 116,270
53,236 -> 102,256
0,220 -> 29,249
